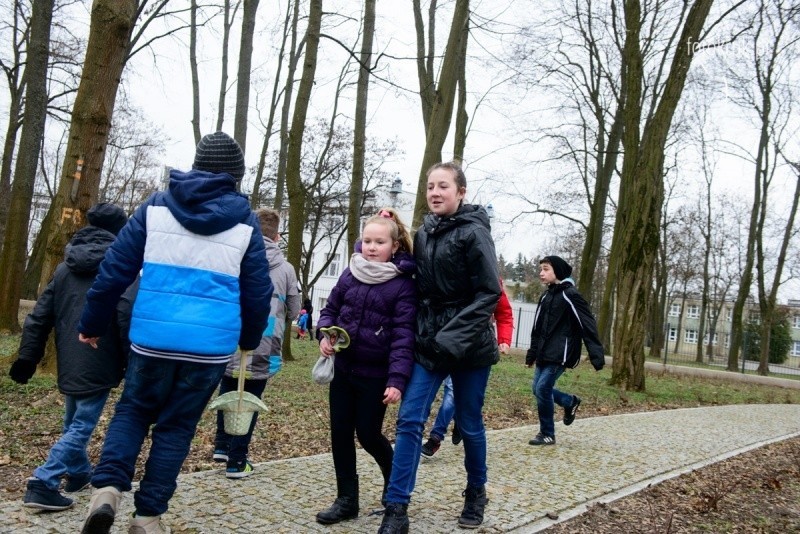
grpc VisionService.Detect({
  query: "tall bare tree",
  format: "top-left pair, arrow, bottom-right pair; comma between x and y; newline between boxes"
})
727,0 -> 800,373
215,0 -> 240,131
346,0 -> 375,253
285,0 -> 322,274
411,0 -> 469,229
0,0 -> 53,332
0,0 -> 30,251
604,0 -> 715,391
189,0 -> 201,144
233,0 -> 259,152
251,0 -> 294,208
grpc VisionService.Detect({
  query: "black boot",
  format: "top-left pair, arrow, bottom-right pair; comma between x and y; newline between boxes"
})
458,484 -> 488,529
378,502 -> 409,534
315,476 -> 359,524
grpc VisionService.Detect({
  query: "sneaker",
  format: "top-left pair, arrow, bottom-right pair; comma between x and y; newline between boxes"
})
81,486 -> 122,534
65,472 -> 92,493
563,396 -> 582,426
22,478 -> 74,511
452,423 -> 463,445
129,513 -> 171,533
212,449 -> 228,463
528,432 -> 555,446
420,437 -> 441,457
225,460 -> 254,479
458,484 -> 488,529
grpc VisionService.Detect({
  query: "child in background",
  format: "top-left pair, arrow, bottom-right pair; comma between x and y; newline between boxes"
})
314,214 -> 416,525
213,208 -> 300,478
526,256 -> 604,446
296,309 -> 309,339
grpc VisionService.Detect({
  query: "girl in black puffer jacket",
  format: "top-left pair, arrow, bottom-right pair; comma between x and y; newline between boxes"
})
379,162 -> 501,533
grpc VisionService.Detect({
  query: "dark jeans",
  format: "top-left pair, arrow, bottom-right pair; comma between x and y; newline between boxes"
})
385,363 -> 491,505
214,375 -> 268,465
91,351 -> 226,516
329,371 -> 393,485
532,363 -> 572,437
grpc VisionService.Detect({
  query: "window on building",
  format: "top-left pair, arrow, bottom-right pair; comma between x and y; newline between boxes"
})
684,329 -> 698,344
703,332 -> 718,345
686,305 -> 700,319
791,341 -> 800,357
793,315 -> 800,329
668,328 -> 677,342
323,253 -> 341,277
749,311 -> 761,324
668,303 -> 681,317
725,308 -> 733,322
725,333 -> 730,348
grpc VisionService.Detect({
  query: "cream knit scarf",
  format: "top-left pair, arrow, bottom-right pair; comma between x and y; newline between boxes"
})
349,253 -> 401,284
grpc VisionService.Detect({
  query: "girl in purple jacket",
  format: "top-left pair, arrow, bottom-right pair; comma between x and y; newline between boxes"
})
315,214 -> 417,525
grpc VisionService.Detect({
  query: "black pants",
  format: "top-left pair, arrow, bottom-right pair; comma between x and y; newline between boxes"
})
329,371 -> 393,484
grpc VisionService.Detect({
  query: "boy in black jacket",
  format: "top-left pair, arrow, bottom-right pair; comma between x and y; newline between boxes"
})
9,203 -> 132,510
525,256 -> 604,445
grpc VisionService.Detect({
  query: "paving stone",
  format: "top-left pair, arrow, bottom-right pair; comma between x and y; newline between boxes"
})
1,404 -> 799,533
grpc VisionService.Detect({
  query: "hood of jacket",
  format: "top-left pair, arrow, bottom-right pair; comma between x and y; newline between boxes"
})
64,226 -> 117,274
422,203 -> 491,236
264,236 -> 286,271
165,169 -> 252,235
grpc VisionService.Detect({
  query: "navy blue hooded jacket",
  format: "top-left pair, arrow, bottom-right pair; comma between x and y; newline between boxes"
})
78,169 -> 272,363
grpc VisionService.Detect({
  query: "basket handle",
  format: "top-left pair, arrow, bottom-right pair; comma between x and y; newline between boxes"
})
237,350 -> 249,411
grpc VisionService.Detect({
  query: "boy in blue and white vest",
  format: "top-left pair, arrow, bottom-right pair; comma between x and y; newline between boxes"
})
77,132 -> 273,534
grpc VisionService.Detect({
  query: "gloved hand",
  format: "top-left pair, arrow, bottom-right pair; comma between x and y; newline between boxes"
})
9,358 -> 37,384
591,357 -> 604,371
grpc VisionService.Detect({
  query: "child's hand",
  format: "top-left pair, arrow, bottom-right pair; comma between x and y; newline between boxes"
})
498,343 -> 509,354
319,337 -> 335,357
383,386 -> 401,405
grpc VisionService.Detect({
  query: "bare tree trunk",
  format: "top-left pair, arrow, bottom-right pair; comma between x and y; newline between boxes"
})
29,0 -> 137,299
452,22 -> 468,164
189,0 -> 201,144
216,0 -> 237,131
0,0 -> 53,332
346,0 -> 376,253
606,0 -> 713,391
0,86 -> 23,254
412,0 -> 437,133
273,0 -> 302,212
412,0 -> 469,229
285,0 -> 321,273
251,0 -> 292,209
233,0 -> 259,153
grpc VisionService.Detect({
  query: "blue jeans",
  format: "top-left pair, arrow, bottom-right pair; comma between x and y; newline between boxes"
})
532,364 -> 573,437
91,351 -> 226,516
214,375 -> 268,465
429,376 -> 454,441
33,390 -> 110,490
385,363 -> 491,505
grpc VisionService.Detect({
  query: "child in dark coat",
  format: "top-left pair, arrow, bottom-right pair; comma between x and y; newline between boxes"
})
9,203 -> 131,511
526,255 -> 605,445
314,214 -> 417,525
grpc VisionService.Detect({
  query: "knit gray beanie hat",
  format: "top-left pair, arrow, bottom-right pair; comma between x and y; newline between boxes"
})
192,131 -> 246,180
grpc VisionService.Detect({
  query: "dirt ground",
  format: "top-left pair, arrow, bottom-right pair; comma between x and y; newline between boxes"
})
542,436 -> 800,533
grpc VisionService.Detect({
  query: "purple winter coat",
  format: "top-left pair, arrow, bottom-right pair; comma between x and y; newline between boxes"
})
317,252 -> 417,392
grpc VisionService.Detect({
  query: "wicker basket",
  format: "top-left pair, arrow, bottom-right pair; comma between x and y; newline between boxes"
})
208,351 -> 268,435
